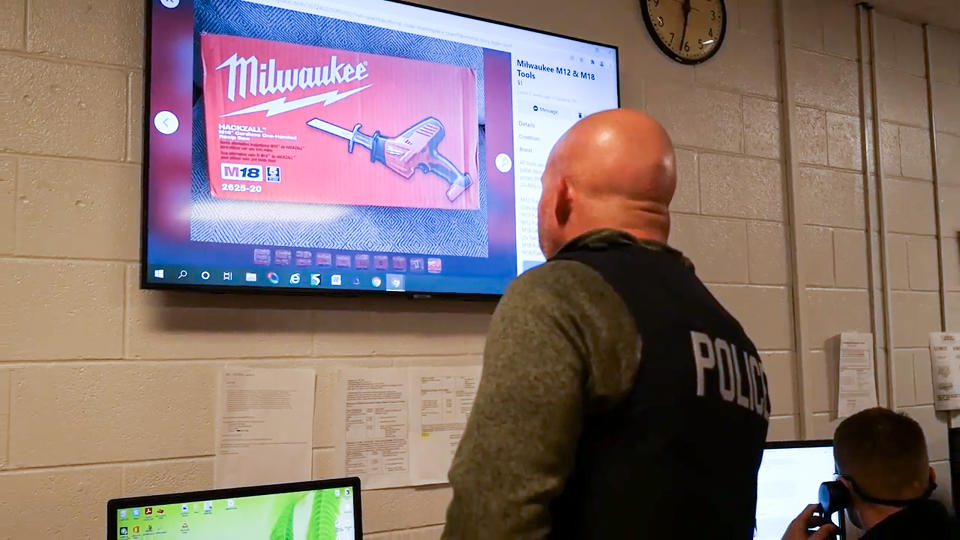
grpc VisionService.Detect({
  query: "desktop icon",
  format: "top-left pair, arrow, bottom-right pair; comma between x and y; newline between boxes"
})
203,501 -> 213,513
181,522 -> 190,531
226,499 -> 236,509
335,489 -> 340,497
146,525 -> 153,532
386,274 -> 405,292
245,272 -> 257,282
410,258 -> 425,273
371,276 -> 383,288
223,271 -> 233,281
156,508 -> 164,515
331,274 -> 342,286
310,273 -> 322,287
120,510 -> 128,519
132,509 -> 141,518
133,526 -> 140,534
119,527 -> 128,536
344,488 -> 350,496
352,277 -> 361,286
266,272 -> 280,285
289,273 -> 301,285
153,269 -> 164,279
200,271 -> 211,281
427,258 -> 442,274
181,504 -> 189,514
144,507 -> 153,515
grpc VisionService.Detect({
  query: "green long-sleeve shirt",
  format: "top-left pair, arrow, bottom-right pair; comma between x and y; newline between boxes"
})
443,231 -> 684,539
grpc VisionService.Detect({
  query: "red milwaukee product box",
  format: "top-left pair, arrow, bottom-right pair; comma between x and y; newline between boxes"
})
201,33 -> 480,210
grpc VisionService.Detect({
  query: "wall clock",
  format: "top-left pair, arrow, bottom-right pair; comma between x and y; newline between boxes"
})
640,0 -> 726,65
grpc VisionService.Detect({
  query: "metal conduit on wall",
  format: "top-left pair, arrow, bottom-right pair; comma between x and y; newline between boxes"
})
863,3 -> 898,411
775,0 -> 813,439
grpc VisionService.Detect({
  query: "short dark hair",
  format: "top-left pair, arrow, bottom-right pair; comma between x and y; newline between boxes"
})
834,407 -> 929,500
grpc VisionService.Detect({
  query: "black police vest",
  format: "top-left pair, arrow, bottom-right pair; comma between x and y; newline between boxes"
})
549,239 -> 770,539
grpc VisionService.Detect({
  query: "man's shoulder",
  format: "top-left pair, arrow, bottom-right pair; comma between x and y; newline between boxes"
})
505,259 -> 614,305
864,501 -> 959,540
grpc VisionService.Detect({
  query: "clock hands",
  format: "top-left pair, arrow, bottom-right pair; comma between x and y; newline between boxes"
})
679,0 -> 692,54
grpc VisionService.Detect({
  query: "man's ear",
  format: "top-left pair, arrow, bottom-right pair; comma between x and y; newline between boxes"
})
555,176 -> 572,226
838,476 -> 853,492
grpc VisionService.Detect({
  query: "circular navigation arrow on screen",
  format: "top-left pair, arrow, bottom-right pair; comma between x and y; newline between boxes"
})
154,111 -> 179,135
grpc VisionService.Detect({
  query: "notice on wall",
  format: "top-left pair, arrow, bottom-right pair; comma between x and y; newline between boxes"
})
929,333 -> 960,411
336,368 -> 412,489
215,368 -> 316,488
837,332 -> 878,418
410,366 -> 482,485
334,366 -> 482,489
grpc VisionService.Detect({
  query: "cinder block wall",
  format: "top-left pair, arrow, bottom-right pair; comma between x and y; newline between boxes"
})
0,0 -> 958,538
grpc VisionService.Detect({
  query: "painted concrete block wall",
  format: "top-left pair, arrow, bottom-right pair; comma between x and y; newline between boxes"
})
0,0 -> 956,537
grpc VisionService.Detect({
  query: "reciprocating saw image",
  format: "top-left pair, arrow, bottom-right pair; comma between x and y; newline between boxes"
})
307,117 -> 472,202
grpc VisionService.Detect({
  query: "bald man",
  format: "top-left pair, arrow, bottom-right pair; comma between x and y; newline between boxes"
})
442,109 -> 770,539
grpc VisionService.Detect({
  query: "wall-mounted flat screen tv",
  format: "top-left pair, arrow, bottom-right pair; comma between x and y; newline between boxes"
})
142,0 -> 620,296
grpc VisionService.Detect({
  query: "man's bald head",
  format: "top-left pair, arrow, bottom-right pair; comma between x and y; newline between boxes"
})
537,109 -> 677,258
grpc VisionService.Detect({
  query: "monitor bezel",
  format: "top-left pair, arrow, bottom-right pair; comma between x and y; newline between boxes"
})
764,439 -> 834,450
139,0 -> 623,299
106,477 -> 362,540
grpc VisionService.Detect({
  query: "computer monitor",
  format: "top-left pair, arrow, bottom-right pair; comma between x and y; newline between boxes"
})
142,0 -> 620,297
107,477 -> 361,540
755,440 -> 842,540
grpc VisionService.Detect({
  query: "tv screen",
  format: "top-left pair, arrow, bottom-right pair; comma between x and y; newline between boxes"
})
142,0 -> 620,296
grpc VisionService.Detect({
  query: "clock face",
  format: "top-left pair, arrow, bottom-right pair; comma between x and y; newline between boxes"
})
641,0 -> 726,64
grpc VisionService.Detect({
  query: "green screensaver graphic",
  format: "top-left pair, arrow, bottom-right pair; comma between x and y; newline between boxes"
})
117,488 -> 354,539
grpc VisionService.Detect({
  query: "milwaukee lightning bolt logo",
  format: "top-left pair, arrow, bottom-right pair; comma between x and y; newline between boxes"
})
215,53 -> 371,118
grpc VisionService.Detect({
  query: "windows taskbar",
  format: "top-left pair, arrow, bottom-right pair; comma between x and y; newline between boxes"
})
143,265 -> 508,296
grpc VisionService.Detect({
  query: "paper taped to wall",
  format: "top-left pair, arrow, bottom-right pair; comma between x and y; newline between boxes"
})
338,368 -> 411,489
837,332 -> 878,418
215,368 -> 316,488
410,367 -> 481,485
335,365 -> 482,489
929,333 -> 960,411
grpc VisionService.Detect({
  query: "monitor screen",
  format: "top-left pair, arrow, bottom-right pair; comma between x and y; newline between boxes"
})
755,442 -> 838,540
142,0 -> 620,296
110,480 -> 358,539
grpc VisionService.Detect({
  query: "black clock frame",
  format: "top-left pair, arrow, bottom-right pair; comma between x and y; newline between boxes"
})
639,0 -> 727,65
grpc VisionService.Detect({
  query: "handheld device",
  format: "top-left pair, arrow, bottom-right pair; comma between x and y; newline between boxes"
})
107,477 -> 361,540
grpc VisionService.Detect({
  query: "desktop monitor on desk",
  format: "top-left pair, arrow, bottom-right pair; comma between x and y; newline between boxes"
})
107,477 -> 361,539
756,440 -> 844,540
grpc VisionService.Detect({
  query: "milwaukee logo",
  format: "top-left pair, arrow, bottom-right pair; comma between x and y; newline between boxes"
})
214,53 -> 371,118
217,53 -> 369,101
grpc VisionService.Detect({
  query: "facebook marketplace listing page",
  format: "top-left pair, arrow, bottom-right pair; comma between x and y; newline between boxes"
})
510,51 -> 618,273
145,0 -> 617,295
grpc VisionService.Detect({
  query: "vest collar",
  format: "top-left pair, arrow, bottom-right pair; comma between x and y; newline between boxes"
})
552,229 -> 694,270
